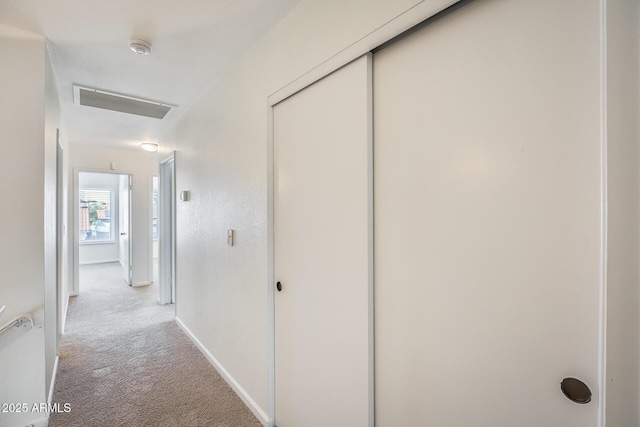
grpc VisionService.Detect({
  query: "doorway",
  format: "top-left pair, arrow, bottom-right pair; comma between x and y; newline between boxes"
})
74,171 -> 132,294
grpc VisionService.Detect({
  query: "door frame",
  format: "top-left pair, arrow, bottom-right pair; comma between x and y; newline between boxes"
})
55,130 -> 64,345
158,153 -> 176,305
72,168 -> 134,295
266,0 -> 608,425
118,174 -> 132,285
150,174 -> 159,286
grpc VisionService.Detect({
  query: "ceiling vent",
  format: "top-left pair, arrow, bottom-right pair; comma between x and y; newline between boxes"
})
73,85 -> 175,120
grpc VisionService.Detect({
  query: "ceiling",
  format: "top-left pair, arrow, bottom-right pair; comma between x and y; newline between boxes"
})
0,0 -> 301,150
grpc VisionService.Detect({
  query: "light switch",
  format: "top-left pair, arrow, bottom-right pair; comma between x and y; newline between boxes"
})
180,191 -> 189,201
227,229 -> 234,246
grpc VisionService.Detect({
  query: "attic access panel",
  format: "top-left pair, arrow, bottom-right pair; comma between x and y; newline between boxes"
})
73,85 -> 175,120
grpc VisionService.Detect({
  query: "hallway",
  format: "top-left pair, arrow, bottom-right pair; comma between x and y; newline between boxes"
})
49,263 -> 261,427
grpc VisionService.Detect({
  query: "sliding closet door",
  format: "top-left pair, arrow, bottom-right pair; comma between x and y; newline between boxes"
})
273,55 -> 371,426
374,0 -> 601,426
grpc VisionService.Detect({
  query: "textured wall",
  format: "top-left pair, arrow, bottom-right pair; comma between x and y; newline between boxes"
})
161,0 -> 429,419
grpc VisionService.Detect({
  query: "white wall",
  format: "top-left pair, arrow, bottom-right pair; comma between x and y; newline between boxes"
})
78,172 -> 120,265
0,33 -> 56,427
605,0 -> 640,425
162,0 -> 640,424
68,146 -> 158,291
161,0 -> 430,420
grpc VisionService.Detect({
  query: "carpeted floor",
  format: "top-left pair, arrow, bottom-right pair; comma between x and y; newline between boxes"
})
49,262 -> 261,427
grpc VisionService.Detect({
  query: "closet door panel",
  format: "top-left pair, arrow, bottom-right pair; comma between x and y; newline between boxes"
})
374,0 -> 600,425
274,55 -> 371,426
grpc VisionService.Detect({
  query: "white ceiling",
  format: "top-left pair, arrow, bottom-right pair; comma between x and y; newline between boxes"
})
0,0 -> 301,150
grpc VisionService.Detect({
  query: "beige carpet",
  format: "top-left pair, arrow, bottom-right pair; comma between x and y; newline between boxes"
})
49,262 -> 261,427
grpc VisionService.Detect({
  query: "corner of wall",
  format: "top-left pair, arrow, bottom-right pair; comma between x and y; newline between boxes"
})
0,33 -> 49,427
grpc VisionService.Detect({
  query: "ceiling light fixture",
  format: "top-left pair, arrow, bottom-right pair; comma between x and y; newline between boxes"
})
140,142 -> 158,152
130,38 -> 152,55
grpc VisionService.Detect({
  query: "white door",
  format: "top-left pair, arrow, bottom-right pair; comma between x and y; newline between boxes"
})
374,0 -> 601,426
274,55 -> 372,426
119,174 -> 132,285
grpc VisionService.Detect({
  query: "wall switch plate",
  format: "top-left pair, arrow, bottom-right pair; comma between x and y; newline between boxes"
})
227,229 -> 234,246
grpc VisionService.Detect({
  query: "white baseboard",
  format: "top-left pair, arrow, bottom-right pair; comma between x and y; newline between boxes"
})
48,355 -> 59,405
79,259 -> 119,266
174,317 -> 272,426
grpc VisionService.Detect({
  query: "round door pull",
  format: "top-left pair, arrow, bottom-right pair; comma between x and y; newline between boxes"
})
560,377 -> 592,404
276,282 -> 282,292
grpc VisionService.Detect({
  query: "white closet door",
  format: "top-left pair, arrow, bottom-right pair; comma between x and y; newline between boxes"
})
374,0 -> 601,426
274,55 -> 371,427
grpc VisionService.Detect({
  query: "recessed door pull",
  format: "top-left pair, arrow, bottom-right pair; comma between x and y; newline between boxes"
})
560,377 -> 592,404
276,282 -> 282,292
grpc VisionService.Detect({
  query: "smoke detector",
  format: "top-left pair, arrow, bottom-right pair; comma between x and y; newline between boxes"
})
130,38 -> 151,55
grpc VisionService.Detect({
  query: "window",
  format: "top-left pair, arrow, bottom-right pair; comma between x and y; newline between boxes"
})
79,188 -> 113,242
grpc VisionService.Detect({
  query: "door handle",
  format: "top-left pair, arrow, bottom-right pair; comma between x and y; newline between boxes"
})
276,282 -> 282,292
560,377 -> 592,404
120,232 -> 127,236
